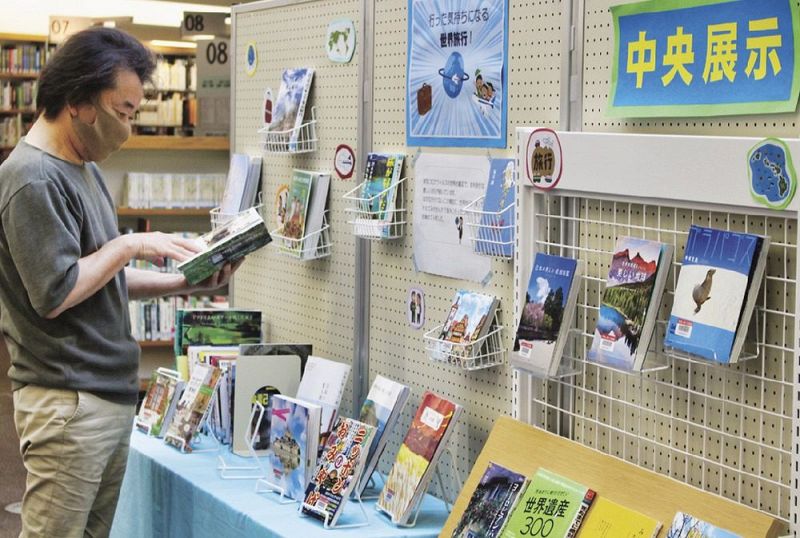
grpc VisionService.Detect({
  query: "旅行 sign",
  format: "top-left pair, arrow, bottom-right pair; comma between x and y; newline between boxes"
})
608,0 -> 799,117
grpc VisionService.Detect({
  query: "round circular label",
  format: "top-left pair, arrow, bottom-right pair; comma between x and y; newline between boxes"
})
525,128 -> 563,190
334,144 -> 356,179
245,42 -> 258,76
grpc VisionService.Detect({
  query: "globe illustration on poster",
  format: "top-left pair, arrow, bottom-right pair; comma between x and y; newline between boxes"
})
438,52 -> 469,98
326,18 -> 356,63
748,138 -> 796,210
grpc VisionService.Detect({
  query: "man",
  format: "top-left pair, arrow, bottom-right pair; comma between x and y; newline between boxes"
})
0,28 -> 239,537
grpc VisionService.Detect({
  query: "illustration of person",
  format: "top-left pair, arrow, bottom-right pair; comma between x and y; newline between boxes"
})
474,70 -> 484,98
409,291 -> 417,326
482,82 -> 495,101
415,293 -> 423,324
455,216 -> 464,244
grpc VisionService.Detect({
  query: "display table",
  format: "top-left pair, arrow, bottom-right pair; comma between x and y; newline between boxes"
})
110,431 -> 449,537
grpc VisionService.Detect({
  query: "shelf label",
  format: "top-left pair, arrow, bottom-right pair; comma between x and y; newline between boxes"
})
181,12 -> 229,39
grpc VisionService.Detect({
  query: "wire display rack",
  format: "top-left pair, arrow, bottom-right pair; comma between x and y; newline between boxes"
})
259,107 -> 318,154
463,195 -> 515,259
342,177 -> 407,240
424,311 -> 506,370
270,210 -> 332,260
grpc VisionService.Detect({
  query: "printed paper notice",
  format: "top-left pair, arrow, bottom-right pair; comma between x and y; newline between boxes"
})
413,153 -> 491,282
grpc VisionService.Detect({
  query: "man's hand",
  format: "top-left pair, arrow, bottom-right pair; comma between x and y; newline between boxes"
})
130,232 -> 204,267
188,259 -> 245,293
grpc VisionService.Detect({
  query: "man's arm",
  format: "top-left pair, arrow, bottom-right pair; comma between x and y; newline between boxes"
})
126,259 -> 241,301
45,232 -> 201,319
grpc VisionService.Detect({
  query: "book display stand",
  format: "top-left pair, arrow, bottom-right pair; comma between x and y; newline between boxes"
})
375,446 -> 462,528
299,493 -> 369,531
270,210 -> 332,260
462,195 -> 515,259
215,402 -> 269,480
661,313 -> 762,365
424,310 -> 506,370
165,381 -> 222,454
210,193 -> 265,229
259,106 -> 318,154
342,177 -> 407,240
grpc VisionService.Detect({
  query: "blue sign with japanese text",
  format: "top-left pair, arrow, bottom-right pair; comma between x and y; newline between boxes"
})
609,0 -> 799,117
407,0 -> 508,148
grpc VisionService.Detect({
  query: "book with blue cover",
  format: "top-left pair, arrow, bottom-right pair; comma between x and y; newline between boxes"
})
268,67 -> 314,150
588,237 -> 673,371
451,462 -> 528,538
476,158 -> 515,257
664,225 -> 767,364
354,153 -> 404,238
666,512 -> 741,538
268,395 -> 322,502
512,253 -> 580,376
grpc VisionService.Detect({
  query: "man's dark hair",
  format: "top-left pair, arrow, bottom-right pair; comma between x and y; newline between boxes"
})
37,27 -> 156,120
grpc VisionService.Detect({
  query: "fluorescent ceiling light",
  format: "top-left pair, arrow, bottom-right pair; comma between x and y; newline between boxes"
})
186,34 -> 216,41
149,39 -> 197,49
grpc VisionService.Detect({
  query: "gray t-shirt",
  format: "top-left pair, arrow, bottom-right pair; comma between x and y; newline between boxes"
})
0,139 -> 139,404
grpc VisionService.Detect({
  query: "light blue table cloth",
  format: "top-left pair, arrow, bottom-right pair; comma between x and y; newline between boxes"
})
110,431 -> 448,537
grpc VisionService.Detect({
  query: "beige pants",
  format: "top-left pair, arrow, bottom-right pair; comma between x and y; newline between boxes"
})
13,385 -> 135,538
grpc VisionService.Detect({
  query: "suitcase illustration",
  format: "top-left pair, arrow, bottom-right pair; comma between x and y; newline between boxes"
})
417,83 -> 432,116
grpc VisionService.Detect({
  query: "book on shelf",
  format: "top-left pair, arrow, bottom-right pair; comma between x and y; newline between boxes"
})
476,158 -> 515,256
280,169 -> 313,253
206,355 -> 237,445
301,417 -> 375,526
500,468 -> 595,538
173,308 -> 262,357
299,170 -> 330,259
232,343 -> 310,456
219,153 -> 263,216
267,394 -> 322,502
665,512 -> 740,538
268,67 -> 314,150
663,225 -> 768,363
186,344 -> 238,379
177,207 -> 272,285
354,375 -> 411,496
451,461 -> 528,538
578,496 -> 662,538
135,368 -> 185,438
164,362 -> 222,453
435,289 -> 499,362
587,236 -> 673,371
296,356 -> 352,454
354,153 -> 405,238
377,391 -> 463,525
512,253 -> 580,376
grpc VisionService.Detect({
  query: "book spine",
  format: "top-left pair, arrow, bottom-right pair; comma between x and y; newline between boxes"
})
565,489 -> 596,538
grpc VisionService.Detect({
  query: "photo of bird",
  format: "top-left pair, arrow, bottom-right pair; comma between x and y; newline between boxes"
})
692,269 -> 715,313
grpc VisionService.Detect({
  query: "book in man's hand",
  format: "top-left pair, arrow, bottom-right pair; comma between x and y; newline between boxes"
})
177,207 -> 272,285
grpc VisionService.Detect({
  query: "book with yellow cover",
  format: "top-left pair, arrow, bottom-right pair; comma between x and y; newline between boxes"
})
578,497 -> 661,538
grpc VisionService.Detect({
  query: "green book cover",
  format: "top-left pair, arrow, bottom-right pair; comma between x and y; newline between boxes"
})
500,468 -> 595,538
281,170 -> 313,252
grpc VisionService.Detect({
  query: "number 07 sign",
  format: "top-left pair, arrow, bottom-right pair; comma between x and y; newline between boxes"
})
608,0 -> 800,118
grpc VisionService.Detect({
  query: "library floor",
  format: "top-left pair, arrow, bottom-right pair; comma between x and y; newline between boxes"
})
0,337 -> 23,538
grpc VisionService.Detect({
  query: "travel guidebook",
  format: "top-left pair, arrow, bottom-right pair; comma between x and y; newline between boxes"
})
267,394 -> 322,502
173,308 -> 262,356
451,462 -> 527,538
355,375 -> 410,496
476,158 -> 515,257
664,225 -> 768,363
231,343 -> 309,456
300,170 -> 331,258
296,356 -> 352,454
301,417 -> 375,526
588,236 -> 673,371
500,468 -> 595,538
268,67 -> 314,149
512,253 -> 580,376
666,512 -> 740,538
377,391 -> 463,525
280,169 -> 313,252
177,207 -> 272,285
135,368 -> 184,438
354,153 -> 405,238
578,497 -> 662,538
436,290 -> 499,361
164,363 -> 222,453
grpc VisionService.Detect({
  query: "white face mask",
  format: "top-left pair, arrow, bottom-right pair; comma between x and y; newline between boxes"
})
72,101 -> 131,162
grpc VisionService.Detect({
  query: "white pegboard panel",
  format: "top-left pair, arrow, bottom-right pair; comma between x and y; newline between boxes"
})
515,129 -> 798,532
368,0 -> 565,501
231,0 -> 362,415
580,0 -> 800,137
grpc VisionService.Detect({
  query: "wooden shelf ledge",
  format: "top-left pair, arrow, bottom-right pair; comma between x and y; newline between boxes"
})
122,135 -> 229,151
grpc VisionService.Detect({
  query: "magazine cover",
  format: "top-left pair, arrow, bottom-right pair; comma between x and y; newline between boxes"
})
377,392 -> 460,524
579,497 -> 662,538
476,158 -> 515,256
135,369 -> 182,437
436,290 -> 498,360
355,375 -> 410,495
269,67 -> 314,134
513,253 -> 578,375
500,468 -> 595,538
281,170 -> 314,250
301,417 -> 375,526
173,308 -> 262,356
451,462 -> 527,538
164,363 -> 222,453
587,237 -> 666,370
268,395 -> 320,502
664,225 -> 762,363
666,512 -> 740,538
